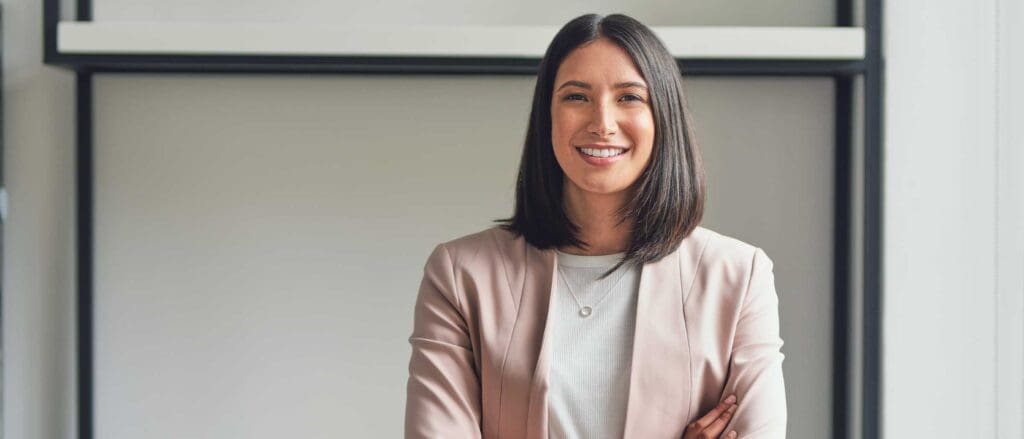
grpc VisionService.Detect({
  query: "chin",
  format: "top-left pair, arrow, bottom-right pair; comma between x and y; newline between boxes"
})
578,181 -> 631,195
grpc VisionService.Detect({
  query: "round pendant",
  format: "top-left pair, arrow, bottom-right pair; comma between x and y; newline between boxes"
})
579,306 -> 593,318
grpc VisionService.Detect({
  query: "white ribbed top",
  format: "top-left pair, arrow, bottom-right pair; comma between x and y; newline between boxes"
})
547,249 -> 641,439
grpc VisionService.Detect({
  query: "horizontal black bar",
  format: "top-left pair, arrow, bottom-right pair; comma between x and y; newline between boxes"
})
45,53 -> 866,77
682,59 -> 864,76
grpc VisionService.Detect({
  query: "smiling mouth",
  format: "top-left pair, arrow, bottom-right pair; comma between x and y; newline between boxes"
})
575,146 -> 628,158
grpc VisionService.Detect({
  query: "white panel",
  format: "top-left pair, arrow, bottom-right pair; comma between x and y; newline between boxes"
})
57,22 -> 865,60
90,0 -> 835,27
885,0 -> 999,437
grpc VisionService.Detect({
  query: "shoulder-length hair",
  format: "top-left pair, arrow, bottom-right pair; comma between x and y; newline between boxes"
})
493,13 -> 706,279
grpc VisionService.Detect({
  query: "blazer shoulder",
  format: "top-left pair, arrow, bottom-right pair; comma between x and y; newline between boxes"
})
690,226 -> 770,273
434,225 -> 518,270
684,226 -> 776,311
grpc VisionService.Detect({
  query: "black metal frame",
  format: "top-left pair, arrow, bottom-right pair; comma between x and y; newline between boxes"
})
862,1 -> 885,437
43,1 -> 884,438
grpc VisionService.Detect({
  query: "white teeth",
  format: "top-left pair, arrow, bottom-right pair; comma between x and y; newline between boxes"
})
579,147 -> 626,158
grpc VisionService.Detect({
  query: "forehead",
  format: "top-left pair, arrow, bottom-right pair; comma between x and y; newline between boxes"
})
554,38 -> 646,84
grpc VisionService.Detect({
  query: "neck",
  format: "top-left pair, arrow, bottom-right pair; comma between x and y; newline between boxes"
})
559,182 -> 633,256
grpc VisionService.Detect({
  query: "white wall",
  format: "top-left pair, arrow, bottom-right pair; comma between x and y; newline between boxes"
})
884,0 -> 1024,438
2,0 -> 78,438
995,1 -> 1024,435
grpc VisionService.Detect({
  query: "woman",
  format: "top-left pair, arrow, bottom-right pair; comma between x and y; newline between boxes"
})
405,13 -> 787,439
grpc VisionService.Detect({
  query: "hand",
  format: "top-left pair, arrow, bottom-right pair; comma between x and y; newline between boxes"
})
682,394 -> 739,439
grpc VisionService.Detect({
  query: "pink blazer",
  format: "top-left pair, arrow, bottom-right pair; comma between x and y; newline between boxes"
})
404,225 -> 787,438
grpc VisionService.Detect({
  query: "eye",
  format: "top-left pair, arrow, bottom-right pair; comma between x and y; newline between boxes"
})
621,94 -> 646,103
563,93 -> 587,102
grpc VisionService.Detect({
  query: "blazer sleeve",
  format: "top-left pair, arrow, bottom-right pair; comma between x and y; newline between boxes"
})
723,247 -> 788,438
404,243 -> 483,438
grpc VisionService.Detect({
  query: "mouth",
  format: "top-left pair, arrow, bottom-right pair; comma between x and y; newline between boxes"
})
574,144 -> 630,166
574,144 -> 630,158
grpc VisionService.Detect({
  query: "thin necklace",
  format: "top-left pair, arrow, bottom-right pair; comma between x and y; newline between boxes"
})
557,265 -> 631,318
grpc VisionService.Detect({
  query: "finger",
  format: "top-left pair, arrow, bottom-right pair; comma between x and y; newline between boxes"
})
721,430 -> 738,439
702,404 -> 737,438
686,394 -> 737,432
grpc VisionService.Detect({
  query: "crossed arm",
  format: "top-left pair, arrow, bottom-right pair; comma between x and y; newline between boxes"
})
718,247 -> 788,438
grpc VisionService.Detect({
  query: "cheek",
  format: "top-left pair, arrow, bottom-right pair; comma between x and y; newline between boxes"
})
626,115 -> 656,154
550,110 -> 583,148
551,108 -> 572,130
549,112 -> 573,168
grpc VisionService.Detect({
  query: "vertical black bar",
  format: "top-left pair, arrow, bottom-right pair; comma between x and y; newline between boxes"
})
863,0 -> 885,436
78,0 -> 91,21
836,0 -> 854,28
834,1 -> 854,438
76,71 -> 94,439
42,0 -> 59,63
76,0 -> 94,436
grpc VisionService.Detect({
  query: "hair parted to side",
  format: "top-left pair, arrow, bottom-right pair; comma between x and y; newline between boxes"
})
493,13 -> 706,278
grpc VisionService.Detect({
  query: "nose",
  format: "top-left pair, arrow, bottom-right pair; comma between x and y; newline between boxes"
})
587,100 -> 618,137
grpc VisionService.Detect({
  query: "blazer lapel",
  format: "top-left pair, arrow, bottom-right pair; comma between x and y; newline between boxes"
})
621,249 -> 693,437
493,236 -> 558,439
524,246 -> 559,439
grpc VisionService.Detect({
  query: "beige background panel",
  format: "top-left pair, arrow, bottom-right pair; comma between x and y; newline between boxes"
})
93,74 -> 832,438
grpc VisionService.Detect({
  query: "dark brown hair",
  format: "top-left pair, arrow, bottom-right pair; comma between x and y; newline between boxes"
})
493,13 -> 705,279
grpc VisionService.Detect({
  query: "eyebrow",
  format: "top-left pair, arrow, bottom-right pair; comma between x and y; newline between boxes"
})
556,80 -> 648,91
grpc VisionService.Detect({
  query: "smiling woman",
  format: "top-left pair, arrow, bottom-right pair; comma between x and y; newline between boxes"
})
405,13 -> 787,439
496,13 -> 706,278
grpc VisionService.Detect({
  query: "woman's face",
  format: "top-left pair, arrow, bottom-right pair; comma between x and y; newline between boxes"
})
550,37 -> 655,199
